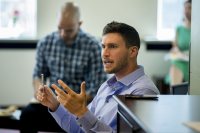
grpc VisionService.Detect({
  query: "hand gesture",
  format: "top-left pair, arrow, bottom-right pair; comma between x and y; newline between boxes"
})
51,80 -> 88,117
36,85 -> 60,112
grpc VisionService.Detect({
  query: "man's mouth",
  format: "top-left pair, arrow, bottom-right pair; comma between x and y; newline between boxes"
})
103,60 -> 113,67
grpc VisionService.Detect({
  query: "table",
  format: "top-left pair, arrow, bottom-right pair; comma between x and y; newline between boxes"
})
113,95 -> 200,133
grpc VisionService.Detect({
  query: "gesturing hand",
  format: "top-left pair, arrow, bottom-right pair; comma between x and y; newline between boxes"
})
51,80 -> 88,117
36,85 -> 60,112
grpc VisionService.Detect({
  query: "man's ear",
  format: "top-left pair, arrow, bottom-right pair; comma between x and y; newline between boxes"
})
129,46 -> 138,57
79,21 -> 83,26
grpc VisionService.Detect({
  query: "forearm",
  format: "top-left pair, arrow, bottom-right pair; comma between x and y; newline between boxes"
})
50,105 -> 84,133
77,111 -> 115,133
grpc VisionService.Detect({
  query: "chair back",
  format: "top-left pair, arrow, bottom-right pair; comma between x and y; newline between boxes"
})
171,82 -> 189,95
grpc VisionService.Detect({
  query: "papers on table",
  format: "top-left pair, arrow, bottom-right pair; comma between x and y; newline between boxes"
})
183,121 -> 200,132
0,105 -> 17,117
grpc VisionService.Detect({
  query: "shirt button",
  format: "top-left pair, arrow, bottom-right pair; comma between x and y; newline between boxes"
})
98,116 -> 101,119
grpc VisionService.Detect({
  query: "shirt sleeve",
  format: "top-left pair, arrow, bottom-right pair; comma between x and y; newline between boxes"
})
50,98 -> 116,133
77,111 -> 115,133
33,39 -> 50,79
84,41 -> 107,97
49,105 -> 84,133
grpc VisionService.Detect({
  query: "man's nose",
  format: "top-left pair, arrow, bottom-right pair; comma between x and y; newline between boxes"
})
102,48 -> 109,57
60,29 -> 66,37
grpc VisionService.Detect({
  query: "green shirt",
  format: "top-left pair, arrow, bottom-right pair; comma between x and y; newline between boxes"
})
165,25 -> 191,84
176,25 -> 191,51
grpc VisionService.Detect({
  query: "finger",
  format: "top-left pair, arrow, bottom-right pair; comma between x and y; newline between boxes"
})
56,95 -> 66,104
58,80 -> 75,95
44,86 -> 55,98
43,85 -> 52,94
36,95 -> 43,101
51,84 -> 64,95
42,85 -> 48,93
37,86 -> 44,97
46,87 -> 56,96
80,81 -> 86,96
40,85 -> 48,97
51,84 -> 60,95
38,87 -> 47,98
38,85 -> 44,92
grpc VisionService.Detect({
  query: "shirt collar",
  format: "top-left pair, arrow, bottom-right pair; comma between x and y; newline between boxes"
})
107,65 -> 145,87
74,29 -> 83,43
55,29 -> 83,46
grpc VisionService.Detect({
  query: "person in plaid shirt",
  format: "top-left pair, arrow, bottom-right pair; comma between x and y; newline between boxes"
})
20,2 -> 107,133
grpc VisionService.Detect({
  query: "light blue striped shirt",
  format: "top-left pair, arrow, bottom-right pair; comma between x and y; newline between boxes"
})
50,65 -> 160,132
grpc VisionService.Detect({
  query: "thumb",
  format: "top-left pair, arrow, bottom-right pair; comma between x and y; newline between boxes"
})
80,81 -> 86,96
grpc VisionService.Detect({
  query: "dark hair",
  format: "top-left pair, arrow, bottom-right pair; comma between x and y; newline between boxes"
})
102,21 -> 140,49
185,0 -> 192,4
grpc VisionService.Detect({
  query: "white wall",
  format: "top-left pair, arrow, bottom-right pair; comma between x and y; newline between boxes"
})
0,0 -> 170,105
0,50 -> 35,105
37,0 -> 158,38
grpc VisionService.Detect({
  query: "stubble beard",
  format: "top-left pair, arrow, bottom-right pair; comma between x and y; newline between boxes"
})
104,55 -> 129,75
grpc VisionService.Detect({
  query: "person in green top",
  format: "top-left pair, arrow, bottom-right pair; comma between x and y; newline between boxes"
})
166,0 -> 191,86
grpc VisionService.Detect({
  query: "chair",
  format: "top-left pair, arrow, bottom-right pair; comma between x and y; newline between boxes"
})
171,82 -> 189,95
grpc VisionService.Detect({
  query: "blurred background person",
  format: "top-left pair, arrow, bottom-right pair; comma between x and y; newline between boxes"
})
20,2 -> 107,133
165,0 -> 191,87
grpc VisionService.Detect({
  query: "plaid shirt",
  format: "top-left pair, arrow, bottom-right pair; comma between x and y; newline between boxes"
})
33,29 -> 107,96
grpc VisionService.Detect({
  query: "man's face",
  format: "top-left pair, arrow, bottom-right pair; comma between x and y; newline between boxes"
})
101,33 -> 134,77
58,15 -> 81,44
184,2 -> 191,21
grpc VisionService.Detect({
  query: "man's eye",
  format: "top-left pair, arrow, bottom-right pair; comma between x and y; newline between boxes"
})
65,30 -> 73,33
110,45 -> 117,48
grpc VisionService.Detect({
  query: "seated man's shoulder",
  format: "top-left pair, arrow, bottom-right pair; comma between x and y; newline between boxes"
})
38,31 -> 59,45
80,31 -> 100,44
131,76 -> 160,94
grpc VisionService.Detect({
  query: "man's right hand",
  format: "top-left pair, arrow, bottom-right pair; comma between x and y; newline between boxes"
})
36,85 -> 60,112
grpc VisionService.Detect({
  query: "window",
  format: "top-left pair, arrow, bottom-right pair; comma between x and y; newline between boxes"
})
0,0 -> 37,39
157,0 -> 185,40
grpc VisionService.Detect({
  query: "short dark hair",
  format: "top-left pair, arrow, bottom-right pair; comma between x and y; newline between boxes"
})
185,0 -> 192,4
102,21 -> 140,49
